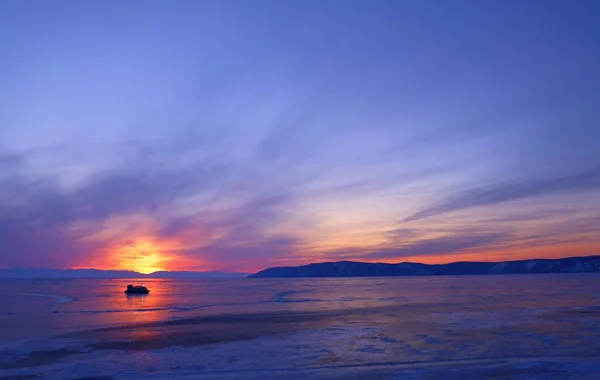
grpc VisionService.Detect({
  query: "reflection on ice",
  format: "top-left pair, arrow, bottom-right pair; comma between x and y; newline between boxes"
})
1,274 -> 600,379
125,293 -> 149,302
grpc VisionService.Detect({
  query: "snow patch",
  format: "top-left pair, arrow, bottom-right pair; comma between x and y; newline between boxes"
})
489,263 -> 506,273
526,261 -> 536,271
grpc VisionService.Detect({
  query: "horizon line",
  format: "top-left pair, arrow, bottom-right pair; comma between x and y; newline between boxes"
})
0,268 -> 250,273
2,253 -> 599,274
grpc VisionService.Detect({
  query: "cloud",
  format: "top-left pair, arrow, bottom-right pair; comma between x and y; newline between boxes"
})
322,229 -> 511,262
155,192 -> 302,270
365,232 -> 510,260
402,167 -> 600,223
323,204 -> 600,263
0,141 -> 303,270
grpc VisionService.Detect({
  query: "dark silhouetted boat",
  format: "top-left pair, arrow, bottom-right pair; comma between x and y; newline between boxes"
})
124,284 -> 150,294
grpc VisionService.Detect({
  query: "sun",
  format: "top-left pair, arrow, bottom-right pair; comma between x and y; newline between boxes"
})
114,238 -> 170,274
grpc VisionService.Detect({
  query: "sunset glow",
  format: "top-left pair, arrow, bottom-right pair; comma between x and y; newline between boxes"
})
112,239 -> 169,274
1,1 -> 599,273
3,3 -> 600,380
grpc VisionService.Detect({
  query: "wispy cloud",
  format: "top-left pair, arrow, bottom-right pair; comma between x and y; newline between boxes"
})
0,140 -> 303,270
320,229 -> 511,262
365,232 -> 510,260
2,0 -> 600,271
402,167 -> 600,223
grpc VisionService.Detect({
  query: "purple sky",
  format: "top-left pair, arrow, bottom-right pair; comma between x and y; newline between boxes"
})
1,0 -> 599,272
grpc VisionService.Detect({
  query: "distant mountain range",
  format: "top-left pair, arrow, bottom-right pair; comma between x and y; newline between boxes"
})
0,268 -> 248,279
249,255 -> 600,278
5,255 -> 599,279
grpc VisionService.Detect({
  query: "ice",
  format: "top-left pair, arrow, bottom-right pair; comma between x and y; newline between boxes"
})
1,275 -> 600,379
18,292 -> 74,305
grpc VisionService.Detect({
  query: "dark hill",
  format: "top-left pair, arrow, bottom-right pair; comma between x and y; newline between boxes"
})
249,255 -> 600,278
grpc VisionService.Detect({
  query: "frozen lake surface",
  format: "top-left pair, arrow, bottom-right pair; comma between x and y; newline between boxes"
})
1,274 -> 600,379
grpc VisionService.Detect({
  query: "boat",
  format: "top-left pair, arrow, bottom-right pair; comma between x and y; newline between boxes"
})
124,284 -> 150,294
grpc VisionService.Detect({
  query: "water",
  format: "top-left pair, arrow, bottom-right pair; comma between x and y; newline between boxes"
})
1,274 -> 600,379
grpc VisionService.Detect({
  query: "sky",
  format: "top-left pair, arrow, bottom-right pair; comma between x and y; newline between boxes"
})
1,0 -> 599,273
